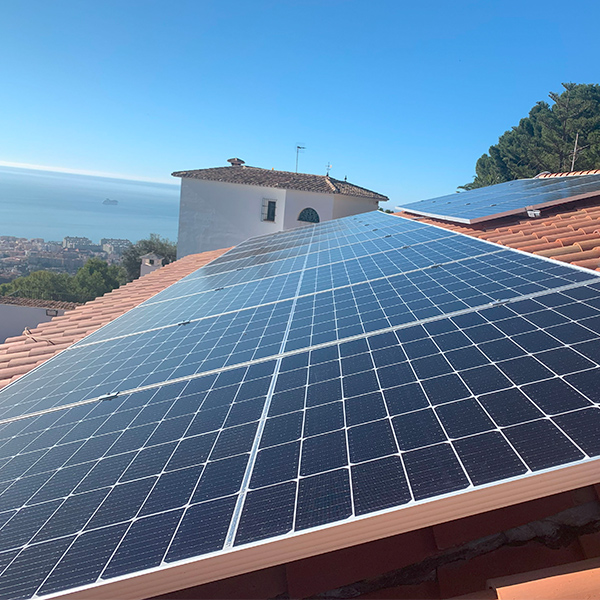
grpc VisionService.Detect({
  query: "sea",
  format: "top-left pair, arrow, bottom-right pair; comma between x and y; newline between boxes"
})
0,166 -> 180,243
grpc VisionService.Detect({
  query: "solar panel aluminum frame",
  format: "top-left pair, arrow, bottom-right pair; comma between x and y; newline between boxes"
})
390,210 -> 600,283
3,211 -> 600,600
399,182 -> 600,225
48,458 -> 600,600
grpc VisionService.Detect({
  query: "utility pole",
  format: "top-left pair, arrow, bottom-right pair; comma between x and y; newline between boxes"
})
295,146 -> 305,173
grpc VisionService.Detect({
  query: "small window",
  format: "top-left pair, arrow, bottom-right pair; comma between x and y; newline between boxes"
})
298,207 -> 320,223
262,198 -> 277,222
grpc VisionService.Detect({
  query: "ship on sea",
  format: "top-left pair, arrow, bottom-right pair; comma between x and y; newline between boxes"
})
102,198 -> 118,205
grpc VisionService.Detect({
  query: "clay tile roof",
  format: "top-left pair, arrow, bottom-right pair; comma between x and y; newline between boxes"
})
0,296 -> 79,311
396,193 -> 600,273
172,165 -> 389,201
536,169 -> 600,178
0,247 -> 230,390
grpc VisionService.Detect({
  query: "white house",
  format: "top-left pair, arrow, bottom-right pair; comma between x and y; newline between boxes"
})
173,158 -> 388,257
0,297 -> 73,344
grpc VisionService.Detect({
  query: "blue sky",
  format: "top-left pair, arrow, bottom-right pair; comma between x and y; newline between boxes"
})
2,0 -> 600,209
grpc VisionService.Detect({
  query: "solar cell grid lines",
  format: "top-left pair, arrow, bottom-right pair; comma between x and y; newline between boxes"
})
0,301 -> 294,420
0,210 -> 600,599
75,226 -> 591,347
3,249 -> 594,424
398,173 -> 600,223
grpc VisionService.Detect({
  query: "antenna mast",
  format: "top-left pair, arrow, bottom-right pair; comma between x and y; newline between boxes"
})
326,162 -> 332,176
571,132 -> 579,172
296,146 -> 305,173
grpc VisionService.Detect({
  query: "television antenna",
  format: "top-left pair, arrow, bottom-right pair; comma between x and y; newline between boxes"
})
569,132 -> 590,172
326,163 -> 332,176
295,145 -> 306,173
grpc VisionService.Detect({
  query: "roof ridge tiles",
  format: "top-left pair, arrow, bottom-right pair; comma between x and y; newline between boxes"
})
325,177 -> 338,193
536,169 -> 600,178
172,165 -> 389,200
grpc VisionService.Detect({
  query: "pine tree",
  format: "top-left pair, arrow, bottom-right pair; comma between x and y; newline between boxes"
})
461,83 -> 600,190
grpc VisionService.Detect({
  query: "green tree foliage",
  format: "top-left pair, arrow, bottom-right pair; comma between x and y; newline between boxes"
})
461,83 -> 600,190
121,233 -> 177,281
0,259 -> 125,303
72,258 -> 126,303
0,271 -> 77,302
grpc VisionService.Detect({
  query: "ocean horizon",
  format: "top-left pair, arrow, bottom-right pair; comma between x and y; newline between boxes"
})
0,166 -> 180,243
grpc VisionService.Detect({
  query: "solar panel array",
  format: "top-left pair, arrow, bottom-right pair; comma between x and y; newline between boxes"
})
397,174 -> 600,223
0,211 -> 600,599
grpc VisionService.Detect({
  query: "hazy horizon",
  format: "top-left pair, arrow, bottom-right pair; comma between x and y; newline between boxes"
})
0,165 -> 179,242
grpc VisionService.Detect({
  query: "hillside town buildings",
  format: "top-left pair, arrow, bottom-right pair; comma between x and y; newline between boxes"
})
0,235 -> 131,283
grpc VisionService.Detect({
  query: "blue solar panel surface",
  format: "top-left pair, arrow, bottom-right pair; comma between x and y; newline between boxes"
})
0,211 -> 599,599
398,174 -> 600,224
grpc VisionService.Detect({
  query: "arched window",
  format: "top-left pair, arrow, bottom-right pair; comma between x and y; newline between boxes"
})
298,207 -> 320,223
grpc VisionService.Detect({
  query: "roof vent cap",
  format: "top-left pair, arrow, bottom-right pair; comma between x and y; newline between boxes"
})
227,158 -> 245,167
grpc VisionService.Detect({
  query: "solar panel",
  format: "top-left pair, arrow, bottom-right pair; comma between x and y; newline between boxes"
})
398,174 -> 600,224
0,210 -> 600,599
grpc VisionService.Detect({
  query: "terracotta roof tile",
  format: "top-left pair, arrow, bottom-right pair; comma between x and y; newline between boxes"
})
0,248 -> 230,390
553,248 -> 600,263
574,224 -> 600,234
516,241 -> 563,252
534,244 -> 581,258
574,258 -> 600,269
172,165 -> 389,201
0,297 -> 79,310
537,169 -> 600,178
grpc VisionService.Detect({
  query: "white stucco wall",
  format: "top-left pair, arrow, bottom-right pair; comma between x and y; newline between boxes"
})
281,190 -> 335,230
177,178 -> 381,258
0,305 -> 65,344
177,179 -> 286,257
332,194 -> 380,219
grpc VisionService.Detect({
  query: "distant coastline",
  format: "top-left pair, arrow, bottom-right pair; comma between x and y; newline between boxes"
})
0,165 -> 179,241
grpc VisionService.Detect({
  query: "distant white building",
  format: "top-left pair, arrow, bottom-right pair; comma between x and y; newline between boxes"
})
62,236 -> 94,250
173,158 -> 388,257
100,238 -> 132,254
139,252 -> 164,277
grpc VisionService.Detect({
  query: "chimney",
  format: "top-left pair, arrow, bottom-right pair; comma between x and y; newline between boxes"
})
227,158 -> 245,167
139,252 -> 164,277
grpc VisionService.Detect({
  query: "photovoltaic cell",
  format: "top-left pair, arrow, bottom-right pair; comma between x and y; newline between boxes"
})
398,173 -> 600,224
0,209 -> 599,599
